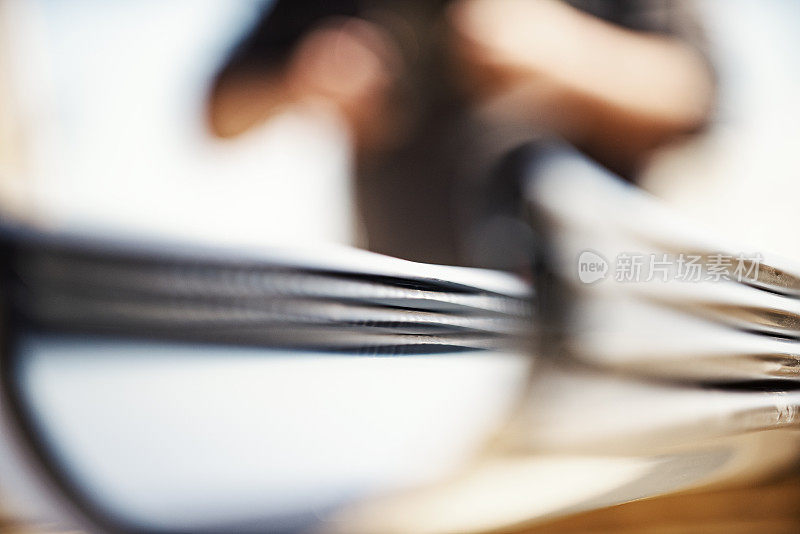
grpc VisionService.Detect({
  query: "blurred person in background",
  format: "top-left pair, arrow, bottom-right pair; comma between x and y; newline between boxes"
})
0,2 -> 733,533
209,0 -> 715,267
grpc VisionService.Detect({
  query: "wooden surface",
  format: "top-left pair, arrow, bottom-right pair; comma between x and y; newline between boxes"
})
515,470 -> 800,534
3,471 -> 800,533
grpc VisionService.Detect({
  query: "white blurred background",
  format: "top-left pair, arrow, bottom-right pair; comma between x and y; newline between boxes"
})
645,0 -> 800,260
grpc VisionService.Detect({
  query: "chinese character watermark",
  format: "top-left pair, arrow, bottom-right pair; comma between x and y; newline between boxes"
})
577,251 -> 762,284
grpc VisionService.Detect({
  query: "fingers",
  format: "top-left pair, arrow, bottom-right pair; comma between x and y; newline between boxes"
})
446,0 -> 715,172
285,17 -> 402,149
209,16 -> 401,150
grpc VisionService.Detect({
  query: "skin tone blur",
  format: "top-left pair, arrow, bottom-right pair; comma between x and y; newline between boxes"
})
209,0 -> 715,176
